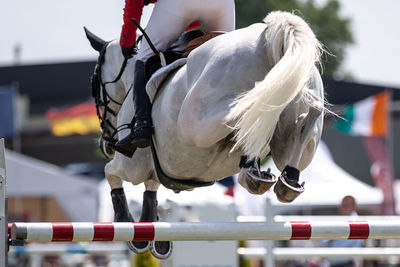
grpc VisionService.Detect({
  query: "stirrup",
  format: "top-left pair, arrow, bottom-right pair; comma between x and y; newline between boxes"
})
113,141 -> 136,158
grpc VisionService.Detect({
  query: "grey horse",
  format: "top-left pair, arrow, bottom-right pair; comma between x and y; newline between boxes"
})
85,11 -> 326,259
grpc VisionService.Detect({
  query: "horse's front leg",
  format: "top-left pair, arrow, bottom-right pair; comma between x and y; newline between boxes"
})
273,105 -> 323,203
106,154 -> 157,255
104,160 -> 133,221
106,168 -> 142,256
138,179 -> 173,259
110,182 -> 134,223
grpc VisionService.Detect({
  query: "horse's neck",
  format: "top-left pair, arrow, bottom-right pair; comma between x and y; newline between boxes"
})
105,41 -> 134,100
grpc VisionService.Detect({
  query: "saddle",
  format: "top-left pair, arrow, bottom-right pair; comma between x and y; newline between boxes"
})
144,30 -> 225,81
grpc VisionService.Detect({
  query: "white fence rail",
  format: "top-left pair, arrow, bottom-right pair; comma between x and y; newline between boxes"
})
238,247 -> 400,260
10,220 -> 400,242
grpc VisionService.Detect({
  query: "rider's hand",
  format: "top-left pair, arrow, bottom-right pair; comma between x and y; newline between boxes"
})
121,44 -> 137,59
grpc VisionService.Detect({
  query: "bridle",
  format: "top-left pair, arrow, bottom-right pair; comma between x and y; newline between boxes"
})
91,41 -> 131,159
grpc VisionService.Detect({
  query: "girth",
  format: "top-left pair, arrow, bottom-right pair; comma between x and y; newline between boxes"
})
150,139 -> 215,193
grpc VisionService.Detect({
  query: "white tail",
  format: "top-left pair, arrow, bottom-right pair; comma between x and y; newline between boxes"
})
225,11 -> 323,159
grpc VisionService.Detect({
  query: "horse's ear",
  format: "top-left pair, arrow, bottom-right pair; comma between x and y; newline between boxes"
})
84,26 -> 106,52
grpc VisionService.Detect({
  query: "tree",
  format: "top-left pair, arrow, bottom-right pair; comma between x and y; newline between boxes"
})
235,0 -> 353,77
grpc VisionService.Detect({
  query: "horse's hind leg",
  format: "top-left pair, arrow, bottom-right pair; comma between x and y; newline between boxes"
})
237,156 -> 277,195
273,104 -> 323,203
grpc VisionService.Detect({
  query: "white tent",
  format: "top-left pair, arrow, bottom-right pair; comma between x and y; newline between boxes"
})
5,149 -> 99,221
98,178 -> 235,222
235,141 -> 384,215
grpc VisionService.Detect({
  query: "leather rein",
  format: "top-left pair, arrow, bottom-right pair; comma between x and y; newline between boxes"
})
91,41 -> 130,158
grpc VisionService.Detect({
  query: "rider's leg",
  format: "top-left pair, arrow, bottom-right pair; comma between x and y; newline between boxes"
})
116,0 -> 235,155
115,1 -> 191,155
115,60 -> 153,153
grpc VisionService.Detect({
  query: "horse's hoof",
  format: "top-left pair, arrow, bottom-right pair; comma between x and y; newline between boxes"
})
150,241 -> 173,259
127,241 -> 151,254
273,174 -> 304,203
245,168 -> 277,195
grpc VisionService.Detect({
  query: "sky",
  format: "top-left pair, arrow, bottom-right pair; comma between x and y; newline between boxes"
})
1,0 -> 399,88
320,0 -> 400,88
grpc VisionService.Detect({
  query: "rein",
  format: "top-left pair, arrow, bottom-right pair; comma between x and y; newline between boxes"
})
91,41 -> 130,158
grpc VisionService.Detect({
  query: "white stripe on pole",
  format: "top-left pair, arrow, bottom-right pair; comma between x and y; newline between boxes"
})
113,222 -> 134,242
27,223 -> 53,242
309,221 -> 350,240
72,223 -> 94,242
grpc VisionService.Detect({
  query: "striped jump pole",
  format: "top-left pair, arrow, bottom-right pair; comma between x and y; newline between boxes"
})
11,221 -> 400,243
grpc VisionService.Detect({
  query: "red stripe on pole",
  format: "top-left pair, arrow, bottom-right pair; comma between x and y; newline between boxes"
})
349,221 -> 369,239
134,223 -> 155,241
8,223 -> 11,236
52,223 -> 74,242
290,221 -> 312,240
93,223 -> 115,241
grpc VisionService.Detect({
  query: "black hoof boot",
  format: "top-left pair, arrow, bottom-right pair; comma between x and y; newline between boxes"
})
151,240 -> 173,259
128,240 -> 151,254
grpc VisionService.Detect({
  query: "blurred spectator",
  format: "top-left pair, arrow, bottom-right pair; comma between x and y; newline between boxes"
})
320,195 -> 363,267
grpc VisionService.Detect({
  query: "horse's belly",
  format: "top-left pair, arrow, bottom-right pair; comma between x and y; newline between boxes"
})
155,139 -> 242,182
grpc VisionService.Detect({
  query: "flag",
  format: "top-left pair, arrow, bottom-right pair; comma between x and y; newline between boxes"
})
335,91 -> 389,137
46,101 -> 100,136
363,137 -> 397,215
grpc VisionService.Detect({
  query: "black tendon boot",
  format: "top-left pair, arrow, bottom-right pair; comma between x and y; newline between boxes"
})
139,191 -> 158,222
130,191 -> 158,252
115,60 -> 153,156
110,188 -> 134,222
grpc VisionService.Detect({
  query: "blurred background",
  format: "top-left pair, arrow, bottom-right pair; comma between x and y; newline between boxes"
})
1,0 -> 400,266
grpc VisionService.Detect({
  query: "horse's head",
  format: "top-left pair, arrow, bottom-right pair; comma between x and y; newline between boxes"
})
84,27 -> 133,159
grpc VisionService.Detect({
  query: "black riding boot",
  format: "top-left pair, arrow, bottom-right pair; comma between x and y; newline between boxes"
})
115,60 -> 153,156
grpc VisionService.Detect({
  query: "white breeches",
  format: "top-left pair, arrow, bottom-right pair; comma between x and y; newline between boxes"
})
137,0 -> 235,61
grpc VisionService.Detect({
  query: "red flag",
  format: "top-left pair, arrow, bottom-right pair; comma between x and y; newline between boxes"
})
363,137 -> 396,215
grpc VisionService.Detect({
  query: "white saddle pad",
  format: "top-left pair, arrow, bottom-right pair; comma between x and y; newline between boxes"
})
146,58 -> 187,103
